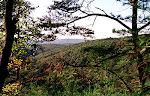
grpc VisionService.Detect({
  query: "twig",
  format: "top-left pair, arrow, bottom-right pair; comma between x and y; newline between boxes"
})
92,16 -> 97,26
79,9 -> 89,15
95,7 -> 108,15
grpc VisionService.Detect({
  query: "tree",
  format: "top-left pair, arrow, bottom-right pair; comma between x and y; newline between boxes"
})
0,0 -> 43,92
0,0 -> 15,92
42,0 -> 150,94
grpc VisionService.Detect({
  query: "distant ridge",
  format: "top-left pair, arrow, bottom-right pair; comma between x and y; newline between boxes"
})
38,39 -> 91,44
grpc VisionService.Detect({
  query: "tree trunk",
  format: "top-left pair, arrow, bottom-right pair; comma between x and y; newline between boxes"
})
0,0 -> 15,92
132,0 -> 146,86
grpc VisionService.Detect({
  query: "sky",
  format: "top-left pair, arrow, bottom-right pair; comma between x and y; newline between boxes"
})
27,0 -> 133,39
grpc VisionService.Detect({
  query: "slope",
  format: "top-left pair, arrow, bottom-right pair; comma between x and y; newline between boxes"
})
21,35 -> 149,95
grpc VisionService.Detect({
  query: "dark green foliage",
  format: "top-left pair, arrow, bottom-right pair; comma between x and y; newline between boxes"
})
35,44 -> 66,55
26,44 -> 65,57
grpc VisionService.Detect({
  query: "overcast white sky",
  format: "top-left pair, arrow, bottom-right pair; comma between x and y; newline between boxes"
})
27,0 -> 132,39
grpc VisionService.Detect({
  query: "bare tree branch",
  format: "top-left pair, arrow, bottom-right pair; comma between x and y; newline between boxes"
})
79,9 -> 89,15
67,13 -> 131,30
138,21 -> 150,31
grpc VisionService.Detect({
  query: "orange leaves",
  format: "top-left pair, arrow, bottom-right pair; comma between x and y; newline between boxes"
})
54,64 -> 59,69
44,66 -> 52,73
27,74 -> 46,82
115,42 -> 124,46
60,66 -> 62,71
57,72 -> 61,77
44,62 -> 64,78
44,62 -> 64,73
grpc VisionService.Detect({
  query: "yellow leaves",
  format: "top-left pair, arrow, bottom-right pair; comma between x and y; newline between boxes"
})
38,89 -> 43,93
8,57 -> 31,70
15,0 -> 22,3
7,63 -> 13,69
2,81 -> 22,95
15,68 -> 18,70
8,57 -> 23,70
10,57 -> 23,65
25,65 -> 27,71
13,58 -> 23,66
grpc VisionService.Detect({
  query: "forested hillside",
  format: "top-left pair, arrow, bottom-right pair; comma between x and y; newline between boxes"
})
33,37 -> 126,65
32,44 -> 66,56
22,35 -> 149,95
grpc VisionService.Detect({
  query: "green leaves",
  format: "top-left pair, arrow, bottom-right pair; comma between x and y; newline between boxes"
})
146,64 -> 150,72
112,28 -> 130,35
12,37 -> 30,57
